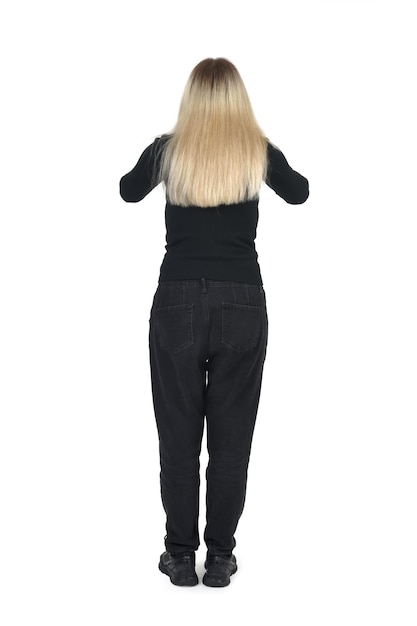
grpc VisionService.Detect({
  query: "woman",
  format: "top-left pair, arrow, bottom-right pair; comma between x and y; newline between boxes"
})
119,58 -> 309,587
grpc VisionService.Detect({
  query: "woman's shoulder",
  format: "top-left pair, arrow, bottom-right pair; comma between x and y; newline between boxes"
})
156,133 -> 174,144
266,140 -> 291,168
266,139 -> 282,155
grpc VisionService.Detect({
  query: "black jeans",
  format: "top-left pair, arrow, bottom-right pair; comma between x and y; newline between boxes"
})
148,278 -> 268,556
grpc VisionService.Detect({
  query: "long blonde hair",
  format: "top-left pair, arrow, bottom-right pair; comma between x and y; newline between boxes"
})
158,58 -> 268,207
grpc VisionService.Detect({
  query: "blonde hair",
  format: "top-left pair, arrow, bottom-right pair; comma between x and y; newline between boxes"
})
159,58 -> 268,207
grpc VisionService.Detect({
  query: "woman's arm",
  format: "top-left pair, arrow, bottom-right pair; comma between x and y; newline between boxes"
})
265,142 -> 309,204
119,137 -> 163,202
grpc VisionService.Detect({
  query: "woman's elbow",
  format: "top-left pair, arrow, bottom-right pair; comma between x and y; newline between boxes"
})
120,176 -> 139,202
298,180 -> 309,203
288,179 -> 309,204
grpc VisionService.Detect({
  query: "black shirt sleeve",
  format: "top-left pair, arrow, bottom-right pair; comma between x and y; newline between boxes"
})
119,137 -> 163,202
265,142 -> 309,204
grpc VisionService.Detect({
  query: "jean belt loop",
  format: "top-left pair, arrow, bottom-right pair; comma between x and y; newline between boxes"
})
201,277 -> 207,294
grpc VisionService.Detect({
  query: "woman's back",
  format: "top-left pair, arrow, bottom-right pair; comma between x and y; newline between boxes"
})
120,134 -> 309,285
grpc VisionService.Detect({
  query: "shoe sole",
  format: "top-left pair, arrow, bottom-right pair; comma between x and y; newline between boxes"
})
202,564 -> 238,587
158,562 -> 198,586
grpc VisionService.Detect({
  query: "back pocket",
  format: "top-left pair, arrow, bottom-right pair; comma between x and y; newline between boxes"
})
222,302 -> 262,352
154,303 -> 194,354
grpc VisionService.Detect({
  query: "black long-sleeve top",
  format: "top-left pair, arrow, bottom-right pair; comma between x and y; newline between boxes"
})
119,136 -> 309,285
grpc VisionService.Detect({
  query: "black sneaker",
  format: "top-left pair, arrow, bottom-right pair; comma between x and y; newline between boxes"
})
203,553 -> 237,587
158,551 -> 198,586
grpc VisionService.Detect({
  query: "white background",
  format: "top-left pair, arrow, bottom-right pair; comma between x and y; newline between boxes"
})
1,0 -> 416,624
